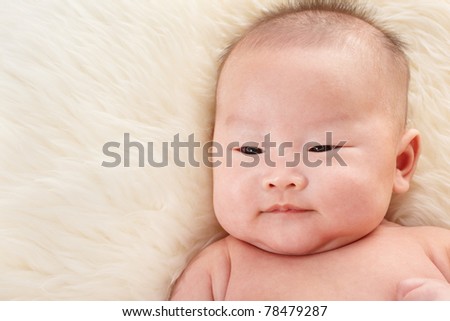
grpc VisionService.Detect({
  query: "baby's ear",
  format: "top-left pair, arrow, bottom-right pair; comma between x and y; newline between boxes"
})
393,128 -> 421,194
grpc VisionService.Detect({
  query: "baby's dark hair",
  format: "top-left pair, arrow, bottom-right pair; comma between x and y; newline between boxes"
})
218,0 -> 410,130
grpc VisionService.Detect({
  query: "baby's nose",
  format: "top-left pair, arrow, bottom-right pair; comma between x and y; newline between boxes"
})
262,174 -> 307,191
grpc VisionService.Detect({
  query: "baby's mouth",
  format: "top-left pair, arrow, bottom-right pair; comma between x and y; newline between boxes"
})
263,204 -> 311,214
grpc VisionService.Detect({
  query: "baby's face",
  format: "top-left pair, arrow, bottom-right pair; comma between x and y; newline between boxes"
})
213,45 -> 403,255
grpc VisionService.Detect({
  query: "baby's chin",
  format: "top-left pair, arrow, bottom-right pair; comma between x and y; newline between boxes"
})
247,236 -> 353,256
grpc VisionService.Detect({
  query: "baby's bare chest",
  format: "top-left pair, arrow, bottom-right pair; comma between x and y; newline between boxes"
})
223,237 -> 445,300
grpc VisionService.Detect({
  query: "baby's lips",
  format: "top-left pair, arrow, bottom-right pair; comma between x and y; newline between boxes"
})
263,203 -> 310,213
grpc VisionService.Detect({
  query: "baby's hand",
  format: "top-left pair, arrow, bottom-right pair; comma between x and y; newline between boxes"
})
397,278 -> 450,300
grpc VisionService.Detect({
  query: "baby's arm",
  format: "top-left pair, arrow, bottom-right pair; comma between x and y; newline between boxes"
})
170,238 -> 230,301
170,255 -> 214,300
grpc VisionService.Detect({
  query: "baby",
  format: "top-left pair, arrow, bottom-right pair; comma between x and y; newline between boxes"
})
170,0 -> 450,300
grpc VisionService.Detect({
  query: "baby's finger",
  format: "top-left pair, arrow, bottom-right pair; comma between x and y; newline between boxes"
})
397,278 -> 450,301
396,278 -> 427,300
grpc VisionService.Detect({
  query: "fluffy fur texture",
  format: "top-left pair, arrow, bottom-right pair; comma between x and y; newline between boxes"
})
0,0 -> 448,300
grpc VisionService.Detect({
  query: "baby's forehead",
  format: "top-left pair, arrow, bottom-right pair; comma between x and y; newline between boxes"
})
217,9 -> 409,132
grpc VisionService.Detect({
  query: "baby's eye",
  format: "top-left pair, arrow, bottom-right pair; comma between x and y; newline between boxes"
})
239,146 -> 263,155
308,145 -> 335,153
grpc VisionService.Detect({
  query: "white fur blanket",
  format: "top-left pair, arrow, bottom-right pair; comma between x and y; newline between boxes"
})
0,0 -> 449,300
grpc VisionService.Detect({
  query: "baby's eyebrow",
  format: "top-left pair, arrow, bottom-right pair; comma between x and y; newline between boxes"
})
312,111 -> 353,123
224,115 -> 263,127
225,110 -> 353,126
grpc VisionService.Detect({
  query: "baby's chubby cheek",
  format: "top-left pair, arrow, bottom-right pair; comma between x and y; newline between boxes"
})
323,156 -> 393,208
212,166 -> 258,232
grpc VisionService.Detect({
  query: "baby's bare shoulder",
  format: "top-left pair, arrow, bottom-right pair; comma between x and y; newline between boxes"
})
170,237 -> 231,300
403,224 -> 450,244
380,221 -> 450,243
402,224 -> 450,280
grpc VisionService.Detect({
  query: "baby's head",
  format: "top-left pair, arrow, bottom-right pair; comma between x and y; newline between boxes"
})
212,1 -> 420,255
